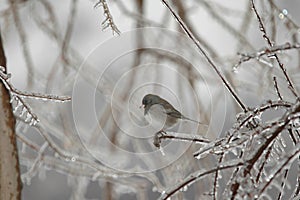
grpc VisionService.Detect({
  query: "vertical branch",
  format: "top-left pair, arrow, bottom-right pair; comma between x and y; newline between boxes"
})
161,0 -> 248,112
9,0 -> 35,88
0,30 -> 22,200
251,0 -> 298,98
273,76 -> 283,100
173,0 -> 219,59
61,0 -> 78,67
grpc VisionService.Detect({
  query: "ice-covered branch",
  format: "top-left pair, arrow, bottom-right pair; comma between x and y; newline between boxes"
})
153,131 -> 211,148
0,66 -> 71,126
251,0 -> 298,98
235,43 -> 300,68
161,0 -> 248,112
229,102 -> 300,199
159,160 -> 244,200
256,143 -> 300,199
95,0 -> 120,35
193,100 -> 292,159
0,66 -> 71,102
273,76 -> 283,100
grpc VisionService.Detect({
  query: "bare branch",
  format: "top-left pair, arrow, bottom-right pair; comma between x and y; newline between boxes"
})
251,0 -> 298,98
61,0 -> 78,65
161,0 -> 248,112
235,43 -> 300,67
273,76 -> 283,100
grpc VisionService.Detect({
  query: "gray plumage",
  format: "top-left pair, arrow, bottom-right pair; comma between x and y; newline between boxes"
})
141,94 -> 205,130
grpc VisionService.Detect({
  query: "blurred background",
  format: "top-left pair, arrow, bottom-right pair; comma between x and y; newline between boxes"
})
1,0 -> 300,199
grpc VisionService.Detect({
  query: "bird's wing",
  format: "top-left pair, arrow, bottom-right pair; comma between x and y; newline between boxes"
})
164,107 -> 183,119
158,98 -> 183,119
166,110 -> 183,119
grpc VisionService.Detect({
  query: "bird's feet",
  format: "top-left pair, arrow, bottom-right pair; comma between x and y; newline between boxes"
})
153,129 -> 166,148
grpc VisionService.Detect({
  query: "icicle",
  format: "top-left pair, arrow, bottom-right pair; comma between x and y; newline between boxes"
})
0,65 -> 5,72
25,112 -> 32,123
152,186 -> 158,192
32,119 -> 38,126
20,106 -> 27,117
10,95 -> 15,103
232,66 -> 239,73
180,185 -> 188,192
21,174 -> 32,186
195,151 -> 209,160
29,118 -> 36,126
159,147 -> 165,156
13,99 -> 22,113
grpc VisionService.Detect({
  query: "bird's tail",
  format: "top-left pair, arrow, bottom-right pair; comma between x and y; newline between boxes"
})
182,116 -> 208,127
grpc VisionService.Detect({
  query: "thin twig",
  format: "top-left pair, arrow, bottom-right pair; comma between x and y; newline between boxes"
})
173,0 -> 219,59
236,43 -> 300,67
273,76 -> 283,100
161,0 -> 248,112
21,142 -> 48,182
255,142 -> 274,183
61,0 -> 78,66
213,155 -> 223,200
277,169 -> 289,200
198,0 -> 255,51
251,0 -> 298,98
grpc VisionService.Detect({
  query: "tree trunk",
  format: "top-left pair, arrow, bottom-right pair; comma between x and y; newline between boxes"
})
0,30 -> 22,200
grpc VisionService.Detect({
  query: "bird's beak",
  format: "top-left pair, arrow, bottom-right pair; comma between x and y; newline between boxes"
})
140,104 -> 145,109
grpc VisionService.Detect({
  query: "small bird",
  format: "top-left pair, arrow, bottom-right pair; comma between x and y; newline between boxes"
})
141,94 -> 206,130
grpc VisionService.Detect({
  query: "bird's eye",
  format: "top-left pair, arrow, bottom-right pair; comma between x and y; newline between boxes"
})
142,97 -> 151,105
142,98 -> 147,105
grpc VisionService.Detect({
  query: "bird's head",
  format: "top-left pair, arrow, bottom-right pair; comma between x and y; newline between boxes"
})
141,94 -> 161,115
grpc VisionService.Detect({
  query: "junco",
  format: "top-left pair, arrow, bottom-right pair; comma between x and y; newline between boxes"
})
141,94 -> 206,130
